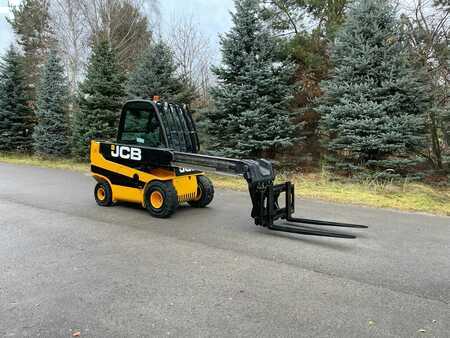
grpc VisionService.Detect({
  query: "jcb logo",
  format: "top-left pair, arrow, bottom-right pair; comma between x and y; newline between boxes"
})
178,167 -> 194,173
111,145 -> 142,161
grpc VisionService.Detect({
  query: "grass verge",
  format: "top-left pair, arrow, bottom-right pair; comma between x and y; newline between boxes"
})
0,153 -> 89,172
1,153 -> 449,216
206,172 -> 450,217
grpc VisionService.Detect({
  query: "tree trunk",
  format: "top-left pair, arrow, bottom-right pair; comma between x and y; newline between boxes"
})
429,111 -> 443,169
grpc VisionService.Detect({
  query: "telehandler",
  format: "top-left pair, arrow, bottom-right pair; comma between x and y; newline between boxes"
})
90,99 -> 367,238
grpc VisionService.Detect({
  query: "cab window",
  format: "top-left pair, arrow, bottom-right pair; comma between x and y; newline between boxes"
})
119,106 -> 162,147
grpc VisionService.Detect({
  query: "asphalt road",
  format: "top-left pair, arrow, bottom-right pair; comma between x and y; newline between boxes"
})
0,163 -> 449,337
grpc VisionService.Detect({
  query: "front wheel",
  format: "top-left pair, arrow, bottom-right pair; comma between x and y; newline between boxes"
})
188,175 -> 214,208
144,181 -> 179,218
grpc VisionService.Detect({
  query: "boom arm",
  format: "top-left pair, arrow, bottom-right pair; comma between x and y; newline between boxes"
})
172,151 -> 275,184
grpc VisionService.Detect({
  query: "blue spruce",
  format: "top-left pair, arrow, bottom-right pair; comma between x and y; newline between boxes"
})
33,49 -> 70,156
208,0 -> 297,158
318,0 -> 429,177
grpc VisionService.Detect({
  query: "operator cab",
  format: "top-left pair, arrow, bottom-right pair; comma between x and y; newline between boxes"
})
117,99 -> 200,153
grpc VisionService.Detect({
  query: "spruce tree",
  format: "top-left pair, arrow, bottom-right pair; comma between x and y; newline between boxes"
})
33,49 -> 70,156
7,0 -> 54,106
127,41 -> 195,103
0,46 -> 34,153
318,0 -> 429,176
261,0 -> 348,163
72,40 -> 126,159
207,0 -> 296,158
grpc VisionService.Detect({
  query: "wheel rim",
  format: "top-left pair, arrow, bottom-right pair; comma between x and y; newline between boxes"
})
150,191 -> 164,209
194,187 -> 202,201
97,187 -> 106,201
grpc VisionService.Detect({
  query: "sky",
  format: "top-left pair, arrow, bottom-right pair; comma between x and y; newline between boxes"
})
159,0 -> 234,63
0,0 -> 234,56
0,0 -> 17,52
0,0 -> 418,57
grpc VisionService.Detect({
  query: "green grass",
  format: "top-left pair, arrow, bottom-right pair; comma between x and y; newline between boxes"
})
1,153 -> 449,216
208,171 -> 450,217
0,153 -> 89,172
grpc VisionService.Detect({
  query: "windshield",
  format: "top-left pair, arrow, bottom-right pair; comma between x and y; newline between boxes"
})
118,105 -> 162,148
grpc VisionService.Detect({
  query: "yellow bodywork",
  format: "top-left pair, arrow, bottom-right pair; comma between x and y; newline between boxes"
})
90,141 -> 200,206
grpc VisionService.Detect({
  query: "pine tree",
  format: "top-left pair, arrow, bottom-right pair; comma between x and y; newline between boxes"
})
261,0 -> 348,163
0,46 -> 34,153
33,49 -> 70,156
7,0 -> 54,106
127,41 -> 195,103
318,0 -> 429,177
207,0 -> 296,158
72,40 -> 126,159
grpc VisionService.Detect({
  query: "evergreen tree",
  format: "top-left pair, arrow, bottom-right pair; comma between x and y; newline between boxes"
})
33,49 -> 70,156
261,0 -> 349,163
7,0 -> 54,106
127,41 -> 195,103
207,0 -> 297,158
401,1 -> 450,170
318,0 -> 429,176
72,40 -> 126,159
0,46 -> 34,153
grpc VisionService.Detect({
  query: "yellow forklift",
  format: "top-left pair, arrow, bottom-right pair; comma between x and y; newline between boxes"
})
90,99 -> 367,238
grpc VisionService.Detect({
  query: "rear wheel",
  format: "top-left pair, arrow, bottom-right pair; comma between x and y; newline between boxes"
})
144,181 -> 179,218
188,175 -> 214,208
94,182 -> 113,207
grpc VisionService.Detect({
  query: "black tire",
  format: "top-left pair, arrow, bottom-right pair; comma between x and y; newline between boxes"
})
144,181 -> 179,218
94,182 -> 113,207
188,175 -> 214,208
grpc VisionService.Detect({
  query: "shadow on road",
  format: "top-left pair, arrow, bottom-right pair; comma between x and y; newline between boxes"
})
256,227 -> 359,251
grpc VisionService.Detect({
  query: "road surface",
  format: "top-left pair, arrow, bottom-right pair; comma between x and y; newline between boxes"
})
0,163 -> 449,337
